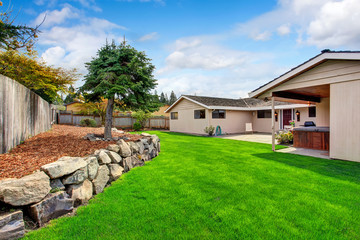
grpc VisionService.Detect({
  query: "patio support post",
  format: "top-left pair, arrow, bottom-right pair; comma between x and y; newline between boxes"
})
271,97 -> 275,151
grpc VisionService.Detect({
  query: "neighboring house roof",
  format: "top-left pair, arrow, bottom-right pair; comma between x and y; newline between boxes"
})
249,50 -> 360,98
63,100 -> 83,106
165,95 -> 309,113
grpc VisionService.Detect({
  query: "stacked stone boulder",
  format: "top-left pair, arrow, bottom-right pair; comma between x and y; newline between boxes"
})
0,133 -> 160,240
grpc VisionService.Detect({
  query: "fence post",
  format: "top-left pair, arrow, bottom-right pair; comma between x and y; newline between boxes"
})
71,111 -> 74,125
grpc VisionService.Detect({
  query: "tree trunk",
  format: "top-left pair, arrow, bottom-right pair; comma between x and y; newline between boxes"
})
104,97 -> 114,139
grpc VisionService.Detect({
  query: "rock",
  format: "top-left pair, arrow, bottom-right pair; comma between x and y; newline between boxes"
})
50,179 -> 65,191
141,132 -> 151,137
92,166 -> 110,195
140,139 -> 150,150
41,157 -> 88,179
0,172 -> 51,206
62,167 -> 88,185
83,133 -> 96,141
28,191 -> 73,227
136,141 -> 145,154
86,156 -> 99,181
107,144 -> 120,153
111,127 -> 118,132
141,150 -> 150,162
151,135 -> 160,145
117,139 -> 132,157
0,210 -> 25,240
117,130 -> 125,134
94,149 -> 108,155
67,179 -> 93,207
108,164 -> 124,182
128,141 -> 140,154
123,156 -> 144,172
107,151 -> 122,164
98,150 -> 111,165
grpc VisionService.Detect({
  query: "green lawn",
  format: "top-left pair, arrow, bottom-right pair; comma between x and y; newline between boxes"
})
24,132 -> 360,239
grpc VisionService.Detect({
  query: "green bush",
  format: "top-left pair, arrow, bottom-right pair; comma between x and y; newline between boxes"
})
133,122 -> 142,131
80,118 -> 97,127
132,110 -> 152,128
204,125 -> 215,136
275,131 -> 293,144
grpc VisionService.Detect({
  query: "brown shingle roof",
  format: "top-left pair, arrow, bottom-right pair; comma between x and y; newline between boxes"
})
184,95 -> 291,108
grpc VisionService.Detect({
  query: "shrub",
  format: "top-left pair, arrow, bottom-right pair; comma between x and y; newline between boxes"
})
133,122 -> 142,131
275,131 -> 293,144
132,110 -> 152,128
80,118 -> 97,127
204,125 -> 215,136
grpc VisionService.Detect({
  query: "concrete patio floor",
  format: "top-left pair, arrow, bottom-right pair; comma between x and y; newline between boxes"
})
217,133 -> 330,159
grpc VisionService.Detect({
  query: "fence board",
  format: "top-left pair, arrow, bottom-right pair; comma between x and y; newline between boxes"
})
0,75 -> 53,154
58,112 -> 169,130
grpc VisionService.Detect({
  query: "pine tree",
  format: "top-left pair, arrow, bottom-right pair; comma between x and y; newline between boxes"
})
160,92 -> 166,104
169,91 -> 177,105
81,40 -> 158,138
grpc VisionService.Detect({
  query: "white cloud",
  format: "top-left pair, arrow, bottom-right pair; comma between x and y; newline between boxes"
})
34,0 -> 101,12
277,24 -> 291,36
235,0 -> 360,48
156,36 -> 282,98
138,32 -> 159,42
306,0 -> 360,47
158,36 -> 251,74
38,11 -> 127,78
41,46 -> 66,66
33,6 -> 79,27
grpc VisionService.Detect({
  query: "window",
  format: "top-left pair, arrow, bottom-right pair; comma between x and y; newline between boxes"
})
212,109 -> 226,119
171,112 -> 178,120
257,110 -> 272,118
309,107 -> 316,117
194,109 -> 206,119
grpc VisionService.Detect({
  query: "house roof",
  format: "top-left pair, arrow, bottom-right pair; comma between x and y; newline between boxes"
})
249,50 -> 360,98
165,95 -> 309,113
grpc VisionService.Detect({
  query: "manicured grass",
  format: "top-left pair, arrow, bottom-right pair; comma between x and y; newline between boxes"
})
24,132 -> 360,239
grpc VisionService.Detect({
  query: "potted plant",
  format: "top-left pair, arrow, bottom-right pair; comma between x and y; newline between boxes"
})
289,120 -> 295,128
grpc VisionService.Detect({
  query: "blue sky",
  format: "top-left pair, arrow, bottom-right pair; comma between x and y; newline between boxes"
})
7,0 -> 360,98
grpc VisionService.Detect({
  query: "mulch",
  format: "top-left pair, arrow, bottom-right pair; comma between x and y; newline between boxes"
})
0,125 -> 142,180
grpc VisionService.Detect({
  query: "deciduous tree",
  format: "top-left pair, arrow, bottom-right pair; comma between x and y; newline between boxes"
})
81,41 -> 158,138
0,1 -> 40,52
0,50 -> 78,103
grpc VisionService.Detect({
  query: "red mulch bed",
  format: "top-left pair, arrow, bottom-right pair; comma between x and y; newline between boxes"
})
0,125 -> 141,180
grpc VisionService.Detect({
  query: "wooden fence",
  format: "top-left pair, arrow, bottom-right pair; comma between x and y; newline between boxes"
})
58,111 -> 169,129
0,75 -> 55,154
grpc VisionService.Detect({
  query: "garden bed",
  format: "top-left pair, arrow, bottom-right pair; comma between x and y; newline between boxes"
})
0,125 -> 141,179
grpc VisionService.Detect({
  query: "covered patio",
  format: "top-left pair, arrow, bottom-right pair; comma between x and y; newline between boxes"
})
249,50 -> 360,162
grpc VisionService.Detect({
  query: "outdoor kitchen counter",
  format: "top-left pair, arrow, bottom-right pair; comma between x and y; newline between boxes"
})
293,127 -> 329,150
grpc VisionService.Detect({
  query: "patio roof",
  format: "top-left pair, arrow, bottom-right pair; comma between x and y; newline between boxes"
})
249,50 -> 360,99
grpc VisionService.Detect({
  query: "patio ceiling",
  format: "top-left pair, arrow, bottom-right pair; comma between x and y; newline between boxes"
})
271,84 -> 330,104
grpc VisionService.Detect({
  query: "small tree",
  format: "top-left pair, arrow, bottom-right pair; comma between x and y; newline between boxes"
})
132,110 -> 152,129
81,40 -> 158,139
159,92 -> 166,105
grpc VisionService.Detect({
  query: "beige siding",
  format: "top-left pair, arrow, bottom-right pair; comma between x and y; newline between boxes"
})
316,98 -> 330,126
259,60 -> 360,98
169,99 -> 209,134
293,107 -> 316,126
210,110 -> 252,134
252,111 -> 280,133
330,80 -> 360,161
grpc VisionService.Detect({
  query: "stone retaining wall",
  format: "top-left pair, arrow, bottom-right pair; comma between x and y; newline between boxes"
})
0,133 -> 160,240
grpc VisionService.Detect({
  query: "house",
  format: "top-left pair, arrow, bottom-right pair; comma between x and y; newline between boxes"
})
249,50 -> 360,162
152,104 -> 170,117
165,95 -> 311,135
64,101 -> 84,112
